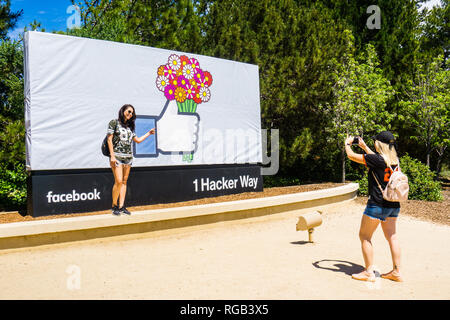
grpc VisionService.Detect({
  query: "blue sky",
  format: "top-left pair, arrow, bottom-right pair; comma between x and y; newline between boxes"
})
7,0 -> 444,40
8,0 -> 75,40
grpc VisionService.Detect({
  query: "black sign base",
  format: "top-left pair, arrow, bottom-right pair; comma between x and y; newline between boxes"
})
27,164 -> 263,217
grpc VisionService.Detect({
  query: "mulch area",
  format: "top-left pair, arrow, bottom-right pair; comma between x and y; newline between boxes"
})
0,182 -> 448,226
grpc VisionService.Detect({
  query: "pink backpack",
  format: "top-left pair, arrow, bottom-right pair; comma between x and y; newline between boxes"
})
372,165 -> 409,202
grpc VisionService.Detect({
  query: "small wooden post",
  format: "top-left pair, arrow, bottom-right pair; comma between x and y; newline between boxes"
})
296,211 -> 323,243
308,228 -> 314,243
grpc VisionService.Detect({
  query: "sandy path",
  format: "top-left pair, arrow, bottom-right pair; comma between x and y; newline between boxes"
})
0,199 -> 449,300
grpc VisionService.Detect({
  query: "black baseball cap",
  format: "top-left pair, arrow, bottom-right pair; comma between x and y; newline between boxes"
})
371,131 -> 395,144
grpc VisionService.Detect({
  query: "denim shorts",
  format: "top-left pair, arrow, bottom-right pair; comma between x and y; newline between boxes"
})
111,156 -> 133,166
363,203 -> 400,221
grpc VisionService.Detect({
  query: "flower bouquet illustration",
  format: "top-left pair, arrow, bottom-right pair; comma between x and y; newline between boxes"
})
134,54 -> 213,161
157,54 -> 213,113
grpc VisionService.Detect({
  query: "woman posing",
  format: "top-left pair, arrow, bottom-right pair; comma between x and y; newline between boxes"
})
107,104 -> 155,216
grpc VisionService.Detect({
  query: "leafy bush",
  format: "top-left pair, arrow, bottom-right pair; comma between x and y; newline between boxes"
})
356,155 -> 443,201
0,161 -> 27,210
263,175 -> 302,188
356,174 -> 369,196
400,155 -> 443,201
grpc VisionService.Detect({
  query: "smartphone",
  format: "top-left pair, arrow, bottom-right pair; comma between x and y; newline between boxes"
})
352,137 -> 359,145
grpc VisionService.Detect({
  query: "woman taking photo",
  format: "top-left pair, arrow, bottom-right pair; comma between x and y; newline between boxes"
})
107,104 -> 155,216
345,131 -> 403,282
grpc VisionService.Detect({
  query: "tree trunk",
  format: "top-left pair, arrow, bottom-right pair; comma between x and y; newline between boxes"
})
426,141 -> 432,167
435,145 -> 447,179
342,147 -> 346,183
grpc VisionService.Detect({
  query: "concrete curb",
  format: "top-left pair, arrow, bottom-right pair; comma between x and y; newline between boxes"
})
0,183 -> 359,250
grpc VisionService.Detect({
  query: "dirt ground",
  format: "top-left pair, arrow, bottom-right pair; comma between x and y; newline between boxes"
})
1,182 -> 449,226
0,196 -> 448,300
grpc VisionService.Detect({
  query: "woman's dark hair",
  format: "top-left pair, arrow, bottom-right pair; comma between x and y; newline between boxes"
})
118,104 -> 136,132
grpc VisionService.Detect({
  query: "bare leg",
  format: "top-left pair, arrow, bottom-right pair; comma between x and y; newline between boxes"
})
359,214 -> 380,271
352,214 -> 380,281
118,164 -> 131,208
381,217 -> 403,281
110,162 -> 123,207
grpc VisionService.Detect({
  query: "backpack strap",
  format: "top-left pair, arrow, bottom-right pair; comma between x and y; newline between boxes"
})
371,170 -> 385,194
113,120 -> 118,144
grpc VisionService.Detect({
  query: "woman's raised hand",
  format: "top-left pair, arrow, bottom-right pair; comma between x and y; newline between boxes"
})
345,136 -> 354,146
358,137 -> 375,154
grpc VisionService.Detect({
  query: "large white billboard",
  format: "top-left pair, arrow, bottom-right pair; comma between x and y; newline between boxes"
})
24,31 -> 262,171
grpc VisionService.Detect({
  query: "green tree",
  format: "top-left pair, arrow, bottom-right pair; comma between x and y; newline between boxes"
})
0,0 -> 24,164
70,0 -> 203,50
399,55 -> 449,172
319,0 -> 422,88
321,32 -> 395,182
0,0 -> 26,210
201,0 -> 358,178
0,0 -> 22,40
419,0 -> 449,63
69,0 -> 133,43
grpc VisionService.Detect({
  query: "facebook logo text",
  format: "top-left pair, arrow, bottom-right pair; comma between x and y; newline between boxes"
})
46,189 -> 101,203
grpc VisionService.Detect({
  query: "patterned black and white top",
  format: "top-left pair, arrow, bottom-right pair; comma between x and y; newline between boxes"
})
107,119 -> 136,159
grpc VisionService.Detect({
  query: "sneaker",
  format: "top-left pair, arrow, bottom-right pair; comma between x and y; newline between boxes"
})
119,206 -> 131,215
112,205 -> 121,216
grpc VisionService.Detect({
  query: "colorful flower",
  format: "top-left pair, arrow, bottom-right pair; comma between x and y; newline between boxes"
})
168,54 -> 181,70
170,76 -> 180,87
175,87 -> 187,103
203,71 -> 213,86
180,55 -> 190,69
189,58 -> 200,74
193,92 -> 202,104
177,75 -> 189,88
199,87 -> 211,102
182,64 -> 195,79
157,65 -> 165,76
185,83 -> 197,100
156,75 -> 169,92
164,84 -> 176,100
197,80 -> 207,90
163,65 -> 176,80
189,78 -> 198,89
194,69 -> 204,84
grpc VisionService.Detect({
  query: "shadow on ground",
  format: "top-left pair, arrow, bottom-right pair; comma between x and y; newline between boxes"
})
312,259 -> 364,276
290,240 -> 311,245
